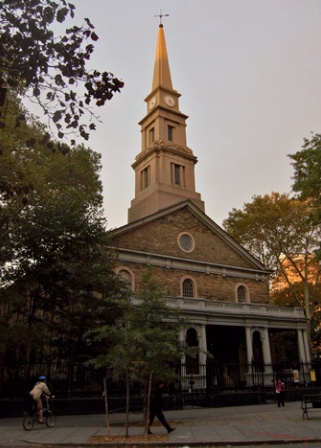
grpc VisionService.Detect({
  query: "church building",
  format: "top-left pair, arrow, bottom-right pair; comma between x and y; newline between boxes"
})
111,23 -> 310,388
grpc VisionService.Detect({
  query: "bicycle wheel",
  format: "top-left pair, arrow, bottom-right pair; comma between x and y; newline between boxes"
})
23,413 -> 35,431
45,411 -> 56,427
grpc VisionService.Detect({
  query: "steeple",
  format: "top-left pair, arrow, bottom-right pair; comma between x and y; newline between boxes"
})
128,24 -> 204,223
152,24 -> 173,91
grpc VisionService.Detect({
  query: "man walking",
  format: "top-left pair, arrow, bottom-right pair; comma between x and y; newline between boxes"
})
148,381 -> 175,434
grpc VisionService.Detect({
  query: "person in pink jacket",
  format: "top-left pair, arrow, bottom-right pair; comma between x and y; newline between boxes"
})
274,377 -> 285,407
29,376 -> 51,423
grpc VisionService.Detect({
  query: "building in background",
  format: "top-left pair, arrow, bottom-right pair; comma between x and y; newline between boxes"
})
111,23 -> 310,388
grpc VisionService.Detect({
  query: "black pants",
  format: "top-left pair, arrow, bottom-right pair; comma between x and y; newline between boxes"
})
277,391 -> 285,407
149,408 -> 171,431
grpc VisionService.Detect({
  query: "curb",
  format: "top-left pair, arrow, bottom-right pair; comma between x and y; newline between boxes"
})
15,438 -> 321,448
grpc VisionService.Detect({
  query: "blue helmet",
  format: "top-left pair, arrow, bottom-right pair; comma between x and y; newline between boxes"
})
39,375 -> 47,381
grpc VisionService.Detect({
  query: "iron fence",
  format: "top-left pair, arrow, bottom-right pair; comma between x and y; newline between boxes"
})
2,360 -> 321,400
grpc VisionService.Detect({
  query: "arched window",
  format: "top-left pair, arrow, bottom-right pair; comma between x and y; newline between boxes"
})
183,278 -> 194,298
237,285 -> 247,303
185,328 -> 199,374
118,269 -> 133,290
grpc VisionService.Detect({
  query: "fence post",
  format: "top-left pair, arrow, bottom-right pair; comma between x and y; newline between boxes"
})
189,380 -> 194,408
103,377 -> 110,435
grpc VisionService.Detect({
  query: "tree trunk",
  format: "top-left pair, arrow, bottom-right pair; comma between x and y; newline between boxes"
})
24,302 -> 36,379
144,373 -> 152,436
125,368 -> 129,437
103,376 -> 110,435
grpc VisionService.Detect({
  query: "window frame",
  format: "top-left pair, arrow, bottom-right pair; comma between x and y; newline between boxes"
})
178,232 -> 195,253
140,166 -> 150,190
181,276 -> 197,298
168,124 -> 174,141
171,163 -> 185,187
115,267 -> 135,292
236,284 -> 249,303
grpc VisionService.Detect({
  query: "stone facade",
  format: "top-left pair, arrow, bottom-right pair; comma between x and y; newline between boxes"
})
112,200 -> 310,387
114,205 -> 270,303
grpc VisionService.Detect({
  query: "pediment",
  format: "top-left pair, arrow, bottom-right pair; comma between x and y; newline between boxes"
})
112,200 -> 271,274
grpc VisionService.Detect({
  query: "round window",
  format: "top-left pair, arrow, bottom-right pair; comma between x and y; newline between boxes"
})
178,233 -> 195,253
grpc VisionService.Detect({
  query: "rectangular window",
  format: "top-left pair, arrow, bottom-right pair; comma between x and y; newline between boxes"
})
168,125 -> 174,141
149,128 -> 154,144
171,163 -> 185,186
140,166 -> 150,190
174,164 -> 180,184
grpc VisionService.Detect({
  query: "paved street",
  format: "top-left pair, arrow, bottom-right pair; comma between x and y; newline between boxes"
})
1,400 -> 321,446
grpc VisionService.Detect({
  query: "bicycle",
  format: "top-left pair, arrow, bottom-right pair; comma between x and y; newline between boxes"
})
23,394 -> 56,430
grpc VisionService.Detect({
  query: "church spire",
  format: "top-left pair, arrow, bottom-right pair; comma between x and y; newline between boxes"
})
152,24 -> 173,91
127,23 -> 204,223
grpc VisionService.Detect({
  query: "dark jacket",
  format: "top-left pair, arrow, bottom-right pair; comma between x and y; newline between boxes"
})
150,384 -> 163,411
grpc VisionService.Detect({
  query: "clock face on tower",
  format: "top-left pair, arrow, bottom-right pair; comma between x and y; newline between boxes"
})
149,96 -> 157,109
164,95 -> 176,107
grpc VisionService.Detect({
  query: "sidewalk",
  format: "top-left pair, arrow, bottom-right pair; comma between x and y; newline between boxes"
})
1,400 -> 321,446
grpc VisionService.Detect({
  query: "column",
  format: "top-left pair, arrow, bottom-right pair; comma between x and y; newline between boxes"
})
302,329 -> 311,364
179,329 -> 186,364
198,324 -> 207,365
245,326 -> 253,364
297,329 -> 307,363
245,326 -> 255,386
261,328 -> 272,373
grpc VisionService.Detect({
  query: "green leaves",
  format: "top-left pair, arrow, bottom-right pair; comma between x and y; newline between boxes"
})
223,192 -> 318,269
56,7 -> 68,23
0,0 -> 124,142
89,267 -> 187,386
0,95 -> 120,365
223,191 -> 321,346
290,134 -> 321,228
53,110 -> 62,123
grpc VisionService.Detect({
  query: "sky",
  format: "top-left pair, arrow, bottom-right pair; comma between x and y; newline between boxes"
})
59,0 -> 321,230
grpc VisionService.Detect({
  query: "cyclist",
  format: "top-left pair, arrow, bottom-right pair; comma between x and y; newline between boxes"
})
29,375 -> 51,423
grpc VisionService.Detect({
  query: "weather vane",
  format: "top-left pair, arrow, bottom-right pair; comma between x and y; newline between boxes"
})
154,9 -> 169,25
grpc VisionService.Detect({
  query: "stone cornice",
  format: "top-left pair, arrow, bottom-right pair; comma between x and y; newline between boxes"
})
132,142 -> 197,167
115,247 -> 271,281
156,296 -> 307,328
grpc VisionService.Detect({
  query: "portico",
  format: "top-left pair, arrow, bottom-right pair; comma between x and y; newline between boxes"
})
173,297 -> 309,387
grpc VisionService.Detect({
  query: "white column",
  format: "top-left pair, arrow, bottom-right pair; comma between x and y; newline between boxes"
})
198,324 -> 207,365
302,329 -> 311,364
179,329 -> 186,364
245,326 -> 253,364
297,329 -> 307,363
245,326 -> 255,386
261,328 -> 272,365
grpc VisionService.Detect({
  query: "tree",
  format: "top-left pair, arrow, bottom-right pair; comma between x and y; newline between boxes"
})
289,133 -> 321,243
223,192 -> 321,344
88,268 -> 190,437
0,0 -> 124,143
0,110 -> 121,372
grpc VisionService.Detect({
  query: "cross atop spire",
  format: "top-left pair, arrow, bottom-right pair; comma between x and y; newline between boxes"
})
154,9 -> 169,26
152,14 -> 172,90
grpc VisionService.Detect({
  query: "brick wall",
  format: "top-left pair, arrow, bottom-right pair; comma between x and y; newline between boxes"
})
122,262 -> 269,303
114,207 -> 270,304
